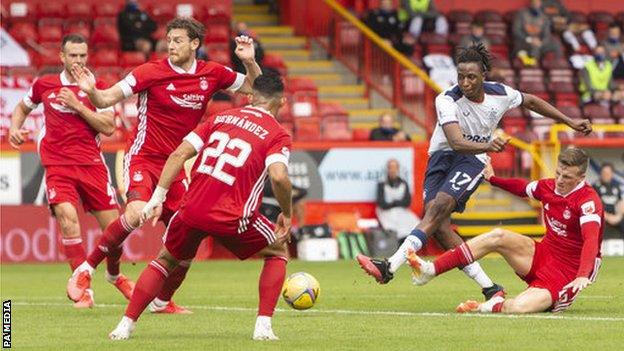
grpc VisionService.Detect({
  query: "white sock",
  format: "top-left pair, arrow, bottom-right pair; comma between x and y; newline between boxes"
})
121,315 -> 135,326
105,271 -> 119,283
152,298 -> 168,308
478,295 -> 505,313
388,236 -> 423,273
461,262 -> 494,289
255,315 -> 271,327
75,261 -> 95,276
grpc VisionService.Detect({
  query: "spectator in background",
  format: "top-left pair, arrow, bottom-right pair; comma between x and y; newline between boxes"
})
117,0 -> 157,55
459,21 -> 490,51
542,0 -> 597,53
369,112 -> 411,141
260,181 -> 307,229
401,0 -> 448,38
376,159 -> 420,242
593,163 -> 624,235
513,0 -> 562,66
579,45 -> 615,105
603,24 -> 623,61
365,0 -> 404,47
231,22 -> 265,73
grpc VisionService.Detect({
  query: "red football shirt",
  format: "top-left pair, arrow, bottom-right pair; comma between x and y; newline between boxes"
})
178,106 -> 292,233
526,179 -> 604,271
116,58 -> 245,162
23,72 -> 113,166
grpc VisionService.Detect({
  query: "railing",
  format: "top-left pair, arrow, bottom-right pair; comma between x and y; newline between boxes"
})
302,0 -> 441,133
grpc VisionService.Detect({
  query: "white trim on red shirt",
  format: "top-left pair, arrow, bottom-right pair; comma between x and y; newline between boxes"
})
183,131 -> 204,152
167,58 -> 197,74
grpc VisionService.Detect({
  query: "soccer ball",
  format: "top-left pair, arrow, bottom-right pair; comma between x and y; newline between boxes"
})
281,272 -> 320,310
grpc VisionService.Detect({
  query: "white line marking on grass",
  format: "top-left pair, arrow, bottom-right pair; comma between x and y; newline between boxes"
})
12,301 -> 624,322
577,295 -> 615,300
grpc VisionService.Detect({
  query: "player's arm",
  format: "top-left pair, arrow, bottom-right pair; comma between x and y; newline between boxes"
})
564,200 -> 603,293
521,93 -> 592,135
268,162 -> 293,244
70,65 -> 126,108
8,101 -> 33,149
442,123 -> 508,154
483,160 -> 537,198
57,88 -> 116,136
232,35 -> 262,94
140,140 -> 198,225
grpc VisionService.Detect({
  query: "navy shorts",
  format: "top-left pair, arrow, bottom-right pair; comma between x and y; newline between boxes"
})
423,151 -> 485,213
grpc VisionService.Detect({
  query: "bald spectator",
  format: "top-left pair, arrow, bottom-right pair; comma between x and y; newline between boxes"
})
369,112 -> 411,141
376,159 -> 420,242
513,0 -> 562,65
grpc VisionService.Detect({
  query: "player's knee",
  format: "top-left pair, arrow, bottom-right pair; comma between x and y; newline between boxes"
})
260,242 -> 289,258
505,299 -> 534,314
485,228 -> 508,249
428,199 -> 453,224
157,249 -> 180,271
124,203 -> 143,227
55,209 -> 79,236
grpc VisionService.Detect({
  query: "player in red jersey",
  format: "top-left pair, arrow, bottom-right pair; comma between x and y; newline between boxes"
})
8,34 -> 133,308
66,17 -> 262,313
408,147 -> 604,313
108,73 -> 293,341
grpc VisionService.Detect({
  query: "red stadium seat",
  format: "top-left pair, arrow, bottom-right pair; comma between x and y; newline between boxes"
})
204,2 -> 231,24
65,21 -> 92,39
119,51 -> 146,68
91,23 -> 120,47
66,3 -> 92,20
612,104 -> 624,118
94,66 -> 123,87
557,105 -> 582,119
583,103 -> 611,120
426,44 -> 451,55
38,3 -> 65,19
8,1 -> 37,23
294,118 -> 321,141
149,3 -> 175,23
569,11 -> 588,24
322,115 -> 352,140
94,3 -> 120,19
475,10 -> 503,23
541,57 -> 571,70
447,10 -> 473,24
38,43 -> 63,66
280,121 -> 294,137
502,117 -> 527,135
290,91 -> 319,118
287,77 -> 317,93
262,54 -> 287,76
588,11 -> 614,31
8,22 -> 37,43
319,102 -> 348,118
205,24 -> 230,44
419,33 -> 447,45
91,48 -> 119,67
153,26 -> 167,40
489,148 -> 515,176
38,22 -> 63,42
352,128 -> 371,141
205,44 -> 231,66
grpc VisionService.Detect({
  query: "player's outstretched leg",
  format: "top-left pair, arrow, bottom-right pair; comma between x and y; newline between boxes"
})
148,262 -> 193,314
68,210 -> 139,301
253,254 -> 288,340
109,257 -> 175,340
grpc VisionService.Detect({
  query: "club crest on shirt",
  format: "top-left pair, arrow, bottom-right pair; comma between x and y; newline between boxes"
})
133,171 -> 144,182
563,209 -> 571,220
78,91 -> 87,98
581,201 -> 596,215
200,77 -> 209,91
48,188 -> 56,200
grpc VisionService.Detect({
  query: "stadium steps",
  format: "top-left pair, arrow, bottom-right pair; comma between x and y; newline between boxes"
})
236,4 -> 389,133
456,224 -> 545,237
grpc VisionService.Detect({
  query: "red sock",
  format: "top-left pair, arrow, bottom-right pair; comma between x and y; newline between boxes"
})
156,263 -> 190,302
106,246 -> 123,277
62,238 -> 86,271
125,261 -> 170,321
433,243 -> 474,275
87,215 -> 135,268
258,256 -> 287,317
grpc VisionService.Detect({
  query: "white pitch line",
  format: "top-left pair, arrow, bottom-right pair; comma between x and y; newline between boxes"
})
11,301 -> 624,323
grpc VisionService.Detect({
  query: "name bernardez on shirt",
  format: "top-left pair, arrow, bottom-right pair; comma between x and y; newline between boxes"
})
214,115 -> 269,140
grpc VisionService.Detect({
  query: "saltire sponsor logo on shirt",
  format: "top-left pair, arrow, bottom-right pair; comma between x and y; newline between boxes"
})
169,95 -> 203,110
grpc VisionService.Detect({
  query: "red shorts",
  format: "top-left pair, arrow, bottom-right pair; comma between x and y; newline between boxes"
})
164,211 -> 276,261
124,155 -> 187,223
45,164 -> 118,213
521,241 -> 602,312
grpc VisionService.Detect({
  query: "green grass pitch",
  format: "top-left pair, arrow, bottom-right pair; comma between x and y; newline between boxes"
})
1,257 -> 623,350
